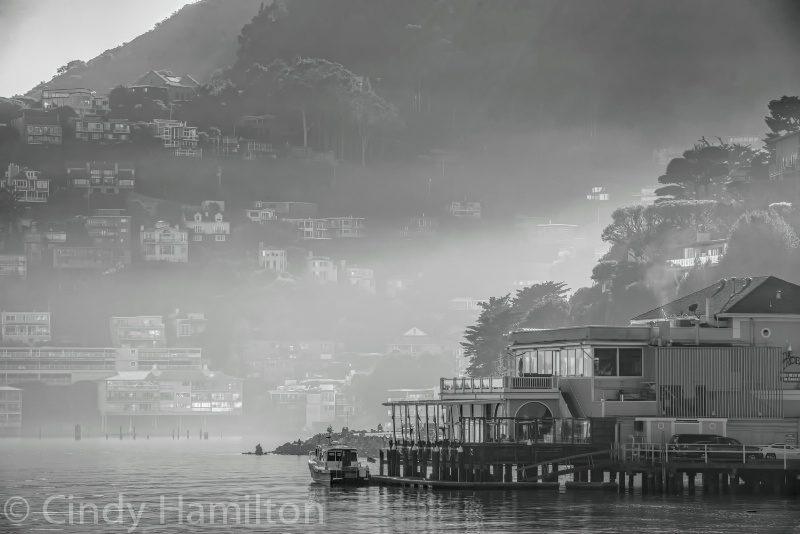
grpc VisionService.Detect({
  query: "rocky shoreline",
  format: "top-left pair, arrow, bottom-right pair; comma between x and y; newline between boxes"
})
271,431 -> 387,457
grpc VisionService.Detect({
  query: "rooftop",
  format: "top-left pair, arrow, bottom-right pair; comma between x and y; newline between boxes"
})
631,276 -> 800,322
509,326 -> 652,346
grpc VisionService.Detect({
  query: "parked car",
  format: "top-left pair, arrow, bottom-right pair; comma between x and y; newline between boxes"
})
667,434 -> 763,461
759,443 -> 800,460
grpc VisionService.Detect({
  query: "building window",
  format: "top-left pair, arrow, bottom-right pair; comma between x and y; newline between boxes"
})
594,347 -> 642,377
193,235 -> 202,241
215,235 -> 226,242
594,348 -> 618,376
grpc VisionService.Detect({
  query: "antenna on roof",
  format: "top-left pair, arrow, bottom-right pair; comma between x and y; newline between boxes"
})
739,277 -> 752,294
709,279 -> 727,298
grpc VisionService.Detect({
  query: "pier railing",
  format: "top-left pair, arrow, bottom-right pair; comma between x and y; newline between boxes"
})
440,376 -> 558,393
619,442 -> 767,465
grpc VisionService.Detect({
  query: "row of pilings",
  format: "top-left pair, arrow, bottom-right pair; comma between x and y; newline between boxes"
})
620,467 -> 800,497
381,446 -> 518,482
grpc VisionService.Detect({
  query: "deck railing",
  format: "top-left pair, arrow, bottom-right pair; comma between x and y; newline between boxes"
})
619,442 -> 766,465
440,376 -> 558,393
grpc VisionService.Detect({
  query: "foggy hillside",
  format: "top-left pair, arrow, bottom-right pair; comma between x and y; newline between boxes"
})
24,0 -> 264,96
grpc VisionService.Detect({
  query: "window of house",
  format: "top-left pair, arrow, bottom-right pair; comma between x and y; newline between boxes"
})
193,235 -> 202,241
215,235 -> 226,241
619,348 -> 643,376
594,348 -> 618,376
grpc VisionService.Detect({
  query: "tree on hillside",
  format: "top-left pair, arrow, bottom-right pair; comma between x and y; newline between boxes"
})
719,210 -> 800,283
349,87 -> 399,166
601,204 -> 665,262
765,96 -> 800,141
461,295 -> 519,377
0,184 -> 22,235
56,60 -> 86,75
655,138 -> 730,200
514,281 -> 569,330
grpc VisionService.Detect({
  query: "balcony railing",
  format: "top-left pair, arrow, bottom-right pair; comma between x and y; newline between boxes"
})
440,376 -> 559,393
668,255 -> 721,268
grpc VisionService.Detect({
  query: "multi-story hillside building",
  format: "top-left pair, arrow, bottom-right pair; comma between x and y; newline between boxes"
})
152,120 -> 200,157
74,117 -> 130,143
208,135 -> 239,157
258,245 -> 287,272
667,232 -> 728,271
131,71 -> 199,103
182,204 -> 230,246
12,110 -> 62,145
52,247 -> 128,271
67,161 -> 135,194
140,222 -> 188,263
447,201 -> 482,219
41,88 -> 109,117
1,312 -> 51,345
343,265 -> 376,294
0,255 -> 26,278
2,164 -> 49,203
168,312 -> 207,346
307,256 -> 338,282
23,224 -> 66,267
288,219 -> 329,240
401,215 -> 438,240
236,114 -> 275,139
110,316 -> 166,349
324,216 -> 365,238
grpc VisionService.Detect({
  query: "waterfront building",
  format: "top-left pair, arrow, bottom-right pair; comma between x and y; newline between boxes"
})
324,217 -> 365,238
0,386 -> 22,435
268,378 -> 355,432
0,347 -> 206,386
2,164 -> 49,203
287,219 -> 329,240
12,110 -> 62,145
100,365 -> 243,431
208,135 -> 239,157
0,255 -> 26,278
236,114 -> 275,140
52,247 -> 127,271
385,275 -> 800,448
140,222 -> 188,263
1,312 -> 51,345
241,140 -> 277,160
110,316 -> 166,348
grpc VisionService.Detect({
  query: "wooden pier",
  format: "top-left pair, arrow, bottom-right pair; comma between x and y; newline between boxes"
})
372,443 -> 800,496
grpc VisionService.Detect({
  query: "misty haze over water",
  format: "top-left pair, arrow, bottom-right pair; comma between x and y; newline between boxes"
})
1,0 -> 800,532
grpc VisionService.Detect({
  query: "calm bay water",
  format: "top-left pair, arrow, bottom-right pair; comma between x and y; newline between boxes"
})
1,437 -> 799,533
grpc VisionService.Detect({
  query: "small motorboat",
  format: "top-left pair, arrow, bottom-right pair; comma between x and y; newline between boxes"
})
308,441 -> 370,485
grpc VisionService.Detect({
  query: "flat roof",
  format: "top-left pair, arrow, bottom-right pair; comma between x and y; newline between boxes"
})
509,326 -> 652,346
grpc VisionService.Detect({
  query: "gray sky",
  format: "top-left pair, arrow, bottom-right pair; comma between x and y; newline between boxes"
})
0,0 -> 194,96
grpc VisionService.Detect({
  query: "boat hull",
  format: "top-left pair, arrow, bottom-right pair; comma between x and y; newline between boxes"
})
308,461 -> 370,486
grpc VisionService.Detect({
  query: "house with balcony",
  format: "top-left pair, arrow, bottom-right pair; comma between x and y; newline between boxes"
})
74,117 -> 130,143
1,312 -> 51,345
110,316 -> 166,348
67,161 -> 135,194
86,209 -> 131,261
131,71 -> 199,103
242,139 -> 277,160
259,201 -> 318,219
152,119 -> 200,157
236,114 -> 275,140
245,202 -> 278,222
52,247 -> 128,271
288,219 -> 329,240
208,135 -> 239,157
324,216 -> 365,238
258,244 -> 287,272
343,265 -> 376,294
386,275 -> 800,448
768,130 -> 800,182
447,201 -> 482,219
140,222 -> 188,263
667,232 -> 727,270
2,164 -> 49,202
23,223 -> 66,267
12,110 -> 62,145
